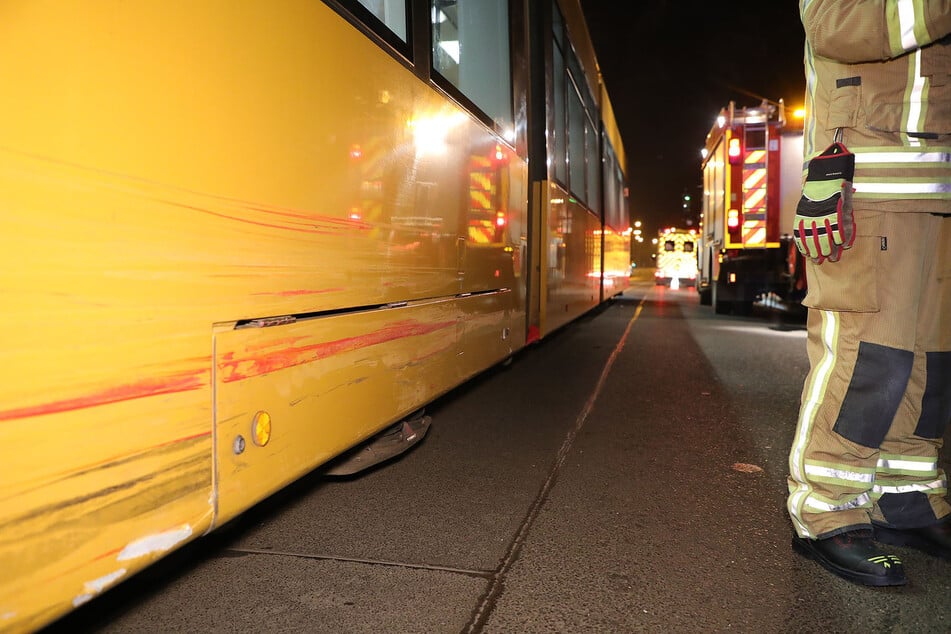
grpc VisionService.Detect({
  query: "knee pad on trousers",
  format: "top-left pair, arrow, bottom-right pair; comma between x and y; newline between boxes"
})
834,342 -> 914,448
916,351 -> 951,439
878,491 -> 941,528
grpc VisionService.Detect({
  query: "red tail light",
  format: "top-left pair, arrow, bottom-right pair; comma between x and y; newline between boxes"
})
728,137 -> 742,164
727,208 -> 740,228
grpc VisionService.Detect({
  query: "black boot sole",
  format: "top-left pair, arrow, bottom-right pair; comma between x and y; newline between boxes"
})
874,525 -> 951,561
792,536 -> 907,586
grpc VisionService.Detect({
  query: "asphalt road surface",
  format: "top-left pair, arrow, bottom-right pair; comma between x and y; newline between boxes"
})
46,279 -> 951,633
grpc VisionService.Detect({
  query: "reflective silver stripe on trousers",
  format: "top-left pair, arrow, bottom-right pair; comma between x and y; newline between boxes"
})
878,457 -> 938,472
804,492 -> 872,513
874,479 -> 948,495
805,463 -> 875,484
788,311 -> 840,538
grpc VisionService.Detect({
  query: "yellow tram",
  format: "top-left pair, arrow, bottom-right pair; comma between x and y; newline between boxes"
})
0,1 -> 629,629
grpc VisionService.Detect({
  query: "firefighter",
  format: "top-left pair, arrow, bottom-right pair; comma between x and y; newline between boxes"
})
787,1 -> 951,586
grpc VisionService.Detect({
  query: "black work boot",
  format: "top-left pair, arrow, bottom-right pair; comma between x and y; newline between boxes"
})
873,519 -> 951,560
792,529 -> 907,586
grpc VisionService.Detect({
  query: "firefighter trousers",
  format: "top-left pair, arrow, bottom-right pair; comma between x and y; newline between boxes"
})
787,210 -> 951,539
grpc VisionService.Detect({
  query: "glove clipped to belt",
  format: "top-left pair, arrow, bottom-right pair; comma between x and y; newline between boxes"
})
793,142 -> 856,263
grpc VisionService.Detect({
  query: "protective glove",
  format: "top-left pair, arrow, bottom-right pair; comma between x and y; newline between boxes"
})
793,142 -> 856,263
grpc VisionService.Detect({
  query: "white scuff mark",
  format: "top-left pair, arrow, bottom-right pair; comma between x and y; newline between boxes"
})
1,611 -> 16,621
84,568 -> 127,593
72,594 -> 94,608
71,567 -> 129,607
117,525 -> 193,561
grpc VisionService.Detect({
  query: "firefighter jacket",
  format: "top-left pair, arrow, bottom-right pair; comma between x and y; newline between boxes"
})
800,0 -> 951,213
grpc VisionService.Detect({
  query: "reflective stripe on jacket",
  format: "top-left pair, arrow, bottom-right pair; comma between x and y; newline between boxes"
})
800,0 -> 951,211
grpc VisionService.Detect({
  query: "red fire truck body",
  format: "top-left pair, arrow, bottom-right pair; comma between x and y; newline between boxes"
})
698,101 -> 805,314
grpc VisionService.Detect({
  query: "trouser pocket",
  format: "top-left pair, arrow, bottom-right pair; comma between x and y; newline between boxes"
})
938,215 -> 951,281
803,210 -> 883,312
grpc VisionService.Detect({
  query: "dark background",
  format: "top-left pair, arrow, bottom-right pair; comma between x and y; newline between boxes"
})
580,1 -> 806,234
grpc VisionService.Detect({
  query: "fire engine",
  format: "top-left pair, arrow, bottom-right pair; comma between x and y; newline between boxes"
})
654,228 -> 698,288
698,101 -> 805,314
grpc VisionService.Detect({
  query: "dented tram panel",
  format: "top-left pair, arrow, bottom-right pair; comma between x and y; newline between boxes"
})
0,1 -> 627,630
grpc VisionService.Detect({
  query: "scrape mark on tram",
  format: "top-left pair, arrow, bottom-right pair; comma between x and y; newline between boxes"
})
251,288 -> 345,297
72,568 -> 128,607
219,319 -> 457,382
0,368 -> 210,422
117,525 -> 193,561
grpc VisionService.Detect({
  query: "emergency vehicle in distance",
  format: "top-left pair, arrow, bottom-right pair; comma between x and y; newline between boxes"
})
698,101 -> 806,315
653,228 -> 698,288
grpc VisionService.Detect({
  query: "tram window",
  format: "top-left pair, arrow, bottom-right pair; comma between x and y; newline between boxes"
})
552,42 -> 567,184
603,142 -> 617,223
683,241 -> 694,253
585,117 -> 599,212
552,0 -> 564,49
665,240 -> 676,252
353,0 -> 407,41
432,0 -> 513,131
561,25 -> 596,207
567,49 -> 589,109
551,1 -> 567,185
603,140 -> 626,231
568,81 -> 586,202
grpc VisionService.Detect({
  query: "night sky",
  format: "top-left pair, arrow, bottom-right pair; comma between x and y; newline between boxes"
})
580,1 -> 806,233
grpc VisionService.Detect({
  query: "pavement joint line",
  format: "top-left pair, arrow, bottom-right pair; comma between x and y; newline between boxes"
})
463,295 -> 647,633
222,547 -> 493,579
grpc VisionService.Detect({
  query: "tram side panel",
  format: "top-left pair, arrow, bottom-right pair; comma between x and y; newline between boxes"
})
0,2 -> 527,631
599,87 -> 632,299
540,183 -> 604,336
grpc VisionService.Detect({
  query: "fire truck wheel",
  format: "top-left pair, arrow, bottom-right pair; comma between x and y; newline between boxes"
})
713,283 -> 732,315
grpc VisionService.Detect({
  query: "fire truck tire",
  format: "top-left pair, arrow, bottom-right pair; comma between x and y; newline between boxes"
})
712,283 -> 732,315
698,287 -> 712,306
